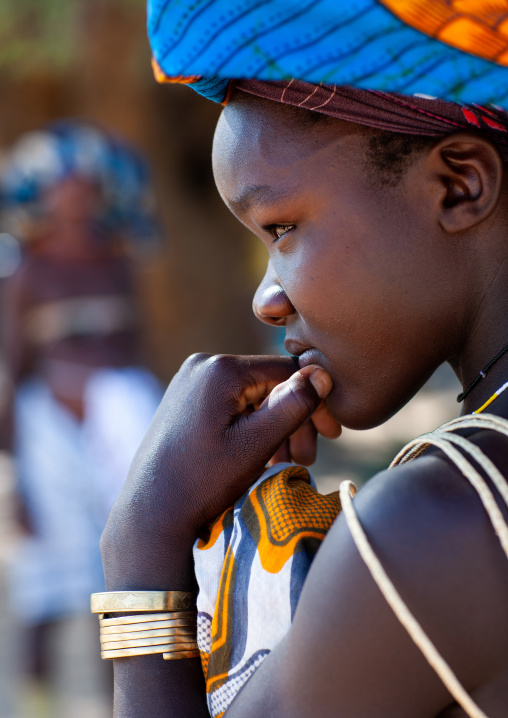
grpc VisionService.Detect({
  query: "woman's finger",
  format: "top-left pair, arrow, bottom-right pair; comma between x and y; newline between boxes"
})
311,401 -> 342,439
268,441 -> 292,466
288,420 -> 318,466
241,365 -> 332,468
230,355 -> 300,413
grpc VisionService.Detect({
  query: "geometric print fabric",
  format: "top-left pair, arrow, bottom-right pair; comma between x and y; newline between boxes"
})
193,463 -> 341,717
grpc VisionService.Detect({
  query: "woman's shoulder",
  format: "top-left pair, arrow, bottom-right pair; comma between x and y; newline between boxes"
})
355,423 -> 508,528
280,437 -> 508,716
335,424 -> 508,597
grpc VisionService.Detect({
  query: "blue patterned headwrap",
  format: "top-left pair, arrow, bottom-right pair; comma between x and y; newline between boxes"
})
148,0 -> 508,107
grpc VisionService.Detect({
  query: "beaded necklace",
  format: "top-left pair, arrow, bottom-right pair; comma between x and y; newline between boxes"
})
457,342 -> 508,403
473,380 -> 508,414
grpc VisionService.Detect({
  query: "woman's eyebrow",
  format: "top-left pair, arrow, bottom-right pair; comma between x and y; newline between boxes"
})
229,184 -> 294,214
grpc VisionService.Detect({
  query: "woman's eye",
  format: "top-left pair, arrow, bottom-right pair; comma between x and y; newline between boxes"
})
272,224 -> 295,240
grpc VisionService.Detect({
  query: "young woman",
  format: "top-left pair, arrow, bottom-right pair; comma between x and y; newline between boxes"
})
97,2 -> 508,716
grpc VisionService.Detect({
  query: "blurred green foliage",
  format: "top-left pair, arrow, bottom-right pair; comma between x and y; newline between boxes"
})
0,0 -> 144,75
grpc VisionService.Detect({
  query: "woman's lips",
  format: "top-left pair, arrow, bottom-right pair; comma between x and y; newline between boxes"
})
284,339 -> 325,370
297,348 -> 326,370
284,338 -> 309,358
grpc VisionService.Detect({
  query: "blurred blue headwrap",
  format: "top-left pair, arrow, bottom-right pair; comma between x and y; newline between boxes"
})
1,120 -> 159,248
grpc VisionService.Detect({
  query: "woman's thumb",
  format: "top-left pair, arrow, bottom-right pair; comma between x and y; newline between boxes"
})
247,365 -> 333,448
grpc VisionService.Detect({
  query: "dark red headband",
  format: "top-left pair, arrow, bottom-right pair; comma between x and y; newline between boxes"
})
234,79 -> 508,162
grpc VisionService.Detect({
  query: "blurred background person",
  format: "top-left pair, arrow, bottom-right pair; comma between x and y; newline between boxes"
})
0,8 -> 263,716
0,120 -> 163,718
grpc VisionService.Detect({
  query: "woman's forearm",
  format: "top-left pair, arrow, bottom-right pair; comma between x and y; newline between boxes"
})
101,509 -> 209,718
101,507 -> 198,592
112,652 -> 208,718
99,354 -> 331,716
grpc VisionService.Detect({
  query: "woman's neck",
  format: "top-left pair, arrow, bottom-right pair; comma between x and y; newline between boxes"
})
458,351 -> 508,416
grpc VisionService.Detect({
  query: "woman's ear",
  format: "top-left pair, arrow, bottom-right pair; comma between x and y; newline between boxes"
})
429,133 -> 504,234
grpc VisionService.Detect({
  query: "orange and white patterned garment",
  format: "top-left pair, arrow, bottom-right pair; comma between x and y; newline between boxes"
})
193,463 -> 341,718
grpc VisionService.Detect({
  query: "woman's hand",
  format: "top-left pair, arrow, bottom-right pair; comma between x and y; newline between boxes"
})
101,353 -> 339,590
268,393 -> 342,466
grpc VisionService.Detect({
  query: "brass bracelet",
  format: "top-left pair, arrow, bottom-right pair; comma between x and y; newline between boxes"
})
101,626 -> 196,641
99,611 -> 197,630
163,650 -> 200,661
91,591 -> 196,614
100,616 -> 196,634
101,635 -> 196,650
97,609 -> 198,661
101,644 -> 200,660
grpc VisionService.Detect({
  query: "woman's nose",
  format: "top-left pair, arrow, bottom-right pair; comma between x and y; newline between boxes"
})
252,266 -> 294,326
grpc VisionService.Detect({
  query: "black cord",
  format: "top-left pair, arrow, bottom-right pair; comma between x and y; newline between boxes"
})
457,342 -> 508,403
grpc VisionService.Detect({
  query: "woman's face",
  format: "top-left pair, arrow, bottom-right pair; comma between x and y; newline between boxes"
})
212,96 -> 467,429
44,175 -> 102,225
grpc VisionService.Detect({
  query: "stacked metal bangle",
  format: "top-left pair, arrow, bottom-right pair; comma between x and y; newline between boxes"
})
99,611 -> 199,660
91,591 -> 198,661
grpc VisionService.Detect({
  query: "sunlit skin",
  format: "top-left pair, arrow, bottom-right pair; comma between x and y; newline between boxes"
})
102,93 -> 508,717
213,93 -> 508,430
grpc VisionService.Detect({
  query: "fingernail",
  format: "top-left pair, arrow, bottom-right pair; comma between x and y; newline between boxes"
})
309,368 -> 332,398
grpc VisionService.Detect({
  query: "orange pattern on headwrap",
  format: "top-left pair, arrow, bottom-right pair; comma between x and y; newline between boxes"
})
151,58 -> 200,85
381,0 -> 508,65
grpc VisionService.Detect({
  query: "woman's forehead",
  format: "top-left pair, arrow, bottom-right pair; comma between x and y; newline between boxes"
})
213,123 -> 321,210
212,97 -> 362,199
213,101 -> 310,167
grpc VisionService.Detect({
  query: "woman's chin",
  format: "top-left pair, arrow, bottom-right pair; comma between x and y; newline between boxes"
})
325,390 -> 410,432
